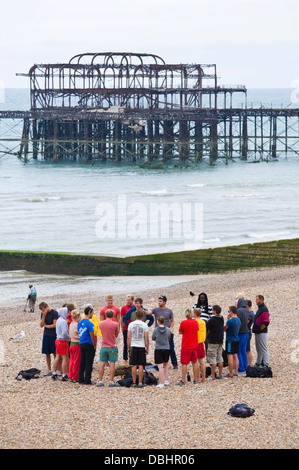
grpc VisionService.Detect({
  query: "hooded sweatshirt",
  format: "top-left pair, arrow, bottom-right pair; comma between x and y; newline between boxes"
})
152,325 -> 171,350
56,307 -> 70,342
236,299 -> 250,334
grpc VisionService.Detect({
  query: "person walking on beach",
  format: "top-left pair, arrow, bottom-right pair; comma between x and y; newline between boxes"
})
127,309 -> 149,387
98,309 -> 120,387
51,307 -> 70,381
236,297 -> 250,375
121,295 -> 135,365
193,308 -> 207,382
78,306 -> 96,385
206,305 -> 224,380
253,295 -> 270,367
224,306 -> 241,378
68,309 -> 81,382
39,302 -> 58,376
28,284 -> 37,312
152,316 -> 171,388
100,295 -> 120,323
176,309 -> 199,386
148,296 -> 178,369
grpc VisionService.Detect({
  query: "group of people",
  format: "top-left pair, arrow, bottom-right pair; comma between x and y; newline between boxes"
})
38,291 -> 270,388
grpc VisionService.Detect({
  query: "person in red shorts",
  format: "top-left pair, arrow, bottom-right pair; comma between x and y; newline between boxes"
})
176,309 -> 199,386
51,307 -> 70,381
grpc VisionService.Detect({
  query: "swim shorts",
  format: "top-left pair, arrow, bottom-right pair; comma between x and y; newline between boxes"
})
55,339 -> 70,356
180,348 -> 197,365
100,346 -> 118,363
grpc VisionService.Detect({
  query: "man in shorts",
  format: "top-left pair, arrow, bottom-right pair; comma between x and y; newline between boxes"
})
206,305 -> 224,380
127,309 -> 149,387
177,309 -> 199,386
98,309 -> 120,387
224,306 -> 241,378
51,307 -> 70,381
39,302 -> 58,376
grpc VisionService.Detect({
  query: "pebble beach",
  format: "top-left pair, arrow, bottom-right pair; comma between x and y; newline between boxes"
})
0,265 -> 298,450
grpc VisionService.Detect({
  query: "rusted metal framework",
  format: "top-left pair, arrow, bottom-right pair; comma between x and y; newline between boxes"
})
0,52 -> 298,164
27,52 -> 222,111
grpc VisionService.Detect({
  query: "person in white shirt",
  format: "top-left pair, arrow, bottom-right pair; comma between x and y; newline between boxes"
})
127,309 -> 149,387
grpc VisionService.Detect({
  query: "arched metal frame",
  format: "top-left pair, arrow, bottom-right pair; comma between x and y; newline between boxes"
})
27,52 -> 224,111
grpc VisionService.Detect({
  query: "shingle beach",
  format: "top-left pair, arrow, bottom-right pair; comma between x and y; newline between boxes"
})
0,265 -> 298,450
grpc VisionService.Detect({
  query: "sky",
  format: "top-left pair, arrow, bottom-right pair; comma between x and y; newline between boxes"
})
0,0 -> 298,89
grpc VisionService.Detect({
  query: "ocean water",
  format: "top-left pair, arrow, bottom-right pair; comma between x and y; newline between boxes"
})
0,89 -> 298,256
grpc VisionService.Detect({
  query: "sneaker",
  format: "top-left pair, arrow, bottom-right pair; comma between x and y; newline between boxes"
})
138,383 -> 145,388
43,370 -> 52,376
51,373 -> 59,381
97,381 -> 104,387
207,376 -> 216,381
61,375 -> 70,382
164,380 -> 170,386
193,380 -> 200,385
156,383 -> 164,388
109,382 -> 119,388
131,383 -> 138,388
176,380 -> 186,386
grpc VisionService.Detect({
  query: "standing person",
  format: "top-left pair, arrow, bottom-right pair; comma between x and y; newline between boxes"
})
193,292 -> 213,323
148,296 -> 178,369
236,298 -> 250,375
127,309 -> 149,387
193,308 -> 207,383
98,309 -> 120,387
28,284 -> 37,312
123,297 -> 154,328
78,306 -> 96,385
193,292 -> 213,352
152,316 -> 171,388
39,302 -> 58,376
81,305 -> 101,350
224,306 -> 241,378
100,295 -> 120,323
68,309 -> 81,382
206,305 -> 224,380
120,295 -> 135,365
52,307 -> 70,382
176,309 -> 199,386
253,295 -> 270,367
246,300 -> 255,367
66,302 -> 77,328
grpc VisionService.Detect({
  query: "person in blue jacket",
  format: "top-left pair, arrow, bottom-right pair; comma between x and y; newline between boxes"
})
122,297 -> 154,328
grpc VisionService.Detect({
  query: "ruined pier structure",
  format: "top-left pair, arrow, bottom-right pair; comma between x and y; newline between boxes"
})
1,52 -> 299,163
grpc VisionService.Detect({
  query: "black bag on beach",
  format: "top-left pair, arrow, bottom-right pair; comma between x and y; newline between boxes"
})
15,368 -> 41,381
228,403 -> 255,418
246,365 -> 273,378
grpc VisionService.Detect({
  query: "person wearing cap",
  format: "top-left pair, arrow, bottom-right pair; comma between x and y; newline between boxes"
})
28,284 -> 37,312
148,296 -> 178,369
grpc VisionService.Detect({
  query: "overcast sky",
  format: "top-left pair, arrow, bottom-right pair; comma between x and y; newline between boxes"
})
0,0 -> 298,88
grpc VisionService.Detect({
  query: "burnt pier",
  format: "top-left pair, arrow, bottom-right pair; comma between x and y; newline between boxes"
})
0,52 -> 299,164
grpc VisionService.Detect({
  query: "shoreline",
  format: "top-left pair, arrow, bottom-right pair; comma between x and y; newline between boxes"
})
0,265 -> 298,449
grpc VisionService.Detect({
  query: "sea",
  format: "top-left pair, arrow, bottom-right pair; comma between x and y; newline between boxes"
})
0,88 -> 298,302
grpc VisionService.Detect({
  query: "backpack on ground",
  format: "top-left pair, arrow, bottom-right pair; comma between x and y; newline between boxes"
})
246,365 -> 273,378
15,368 -> 41,381
228,403 -> 255,418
